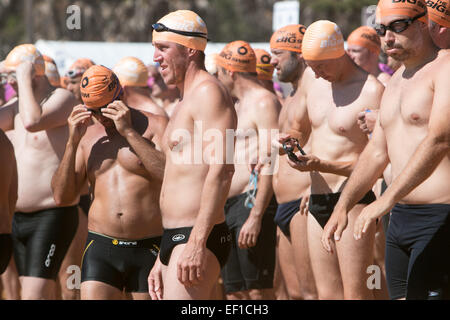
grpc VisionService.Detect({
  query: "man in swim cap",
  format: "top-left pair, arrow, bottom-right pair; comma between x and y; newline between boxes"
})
148,10 -> 237,300
426,0 -> 450,48
215,40 -> 280,300
52,64 -> 167,300
65,58 -> 95,103
347,26 -> 391,86
113,56 -> 167,118
0,44 -> 80,300
282,20 -> 385,299
269,24 -> 318,301
324,0 -> 450,300
147,64 -> 180,117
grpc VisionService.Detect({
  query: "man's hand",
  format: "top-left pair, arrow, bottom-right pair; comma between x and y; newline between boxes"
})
354,198 -> 391,240
299,193 -> 310,215
238,215 -> 262,249
321,206 -> 349,253
67,105 -> 92,145
101,101 -> 133,136
15,61 -> 34,80
177,242 -> 206,287
287,153 -> 321,172
271,132 -> 292,155
357,110 -> 378,135
148,257 -> 164,300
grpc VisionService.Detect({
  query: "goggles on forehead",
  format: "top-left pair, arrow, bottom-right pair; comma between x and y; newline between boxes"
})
152,23 -> 209,41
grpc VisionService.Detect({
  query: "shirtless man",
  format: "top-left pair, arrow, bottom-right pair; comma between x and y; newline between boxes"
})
0,129 -> 17,278
323,0 -> 450,300
269,24 -> 318,300
215,41 -> 280,300
113,56 -> 167,117
0,44 -> 79,300
147,10 -> 236,300
147,64 -> 180,117
426,0 -> 450,49
347,26 -> 391,86
283,21 -> 385,299
51,65 -> 166,300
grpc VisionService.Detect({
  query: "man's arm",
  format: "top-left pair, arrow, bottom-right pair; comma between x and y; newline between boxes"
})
321,114 -> 390,251
0,99 -> 17,131
0,130 -> 17,232
51,106 -> 89,206
16,62 -> 77,132
239,94 -> 280,249
178,80 -> 236,286
100,101 -> 167,182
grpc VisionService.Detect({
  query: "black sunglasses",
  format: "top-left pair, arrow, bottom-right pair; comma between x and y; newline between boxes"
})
375,11 -> 426,36
152,23 -> 209,41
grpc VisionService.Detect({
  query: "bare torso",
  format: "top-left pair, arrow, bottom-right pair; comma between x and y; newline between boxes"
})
10,91 -> 78,212
228,88 -> 279,198
380,57 -> 450,204
80,109 -> 163,239
160,75 -> 235,229
305,67 -> 383,194
273,89 -> 312,203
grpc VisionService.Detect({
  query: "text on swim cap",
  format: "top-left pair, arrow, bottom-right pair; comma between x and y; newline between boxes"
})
220,51 -> 252,65
426,0 -> 449,15
320,37 -> 344,49
276,36 -> 302,45
392,0 -> 427,10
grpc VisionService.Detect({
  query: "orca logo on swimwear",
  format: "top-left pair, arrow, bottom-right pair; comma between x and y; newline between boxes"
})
81,76 -> 89,88
172,234 -> 185,242
237,46 -> 248,55
261,55 -> 271,64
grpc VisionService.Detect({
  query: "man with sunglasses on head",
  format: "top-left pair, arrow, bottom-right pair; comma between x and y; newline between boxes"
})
322,0 -> 450,300
148,10 -> 237,300
51,65 -> 167,300
0,44 -> 79,300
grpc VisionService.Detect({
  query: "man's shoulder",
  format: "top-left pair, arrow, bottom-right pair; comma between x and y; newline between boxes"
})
46,87 -> 77,109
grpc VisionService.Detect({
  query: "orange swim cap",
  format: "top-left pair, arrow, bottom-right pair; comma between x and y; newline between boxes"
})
376,0 -> 428,24
270,24 -> 306,53
4,44 -> 45,76
347,26 -> 381,56
302,20 -> 345,61
254,49 -> 274,81
113,56 -> 148,87
152,10 -> 208,51
80,65 -> 123,109
426,0 -> 450,27
66,58 -> 95,79
43,55 -> 61,87
216,41 -> 256,73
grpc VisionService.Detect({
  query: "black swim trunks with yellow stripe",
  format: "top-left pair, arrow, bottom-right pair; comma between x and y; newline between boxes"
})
81,231 -> 161,293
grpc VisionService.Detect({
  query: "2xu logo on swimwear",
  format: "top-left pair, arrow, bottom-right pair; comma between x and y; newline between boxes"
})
45,244 -> 56,267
